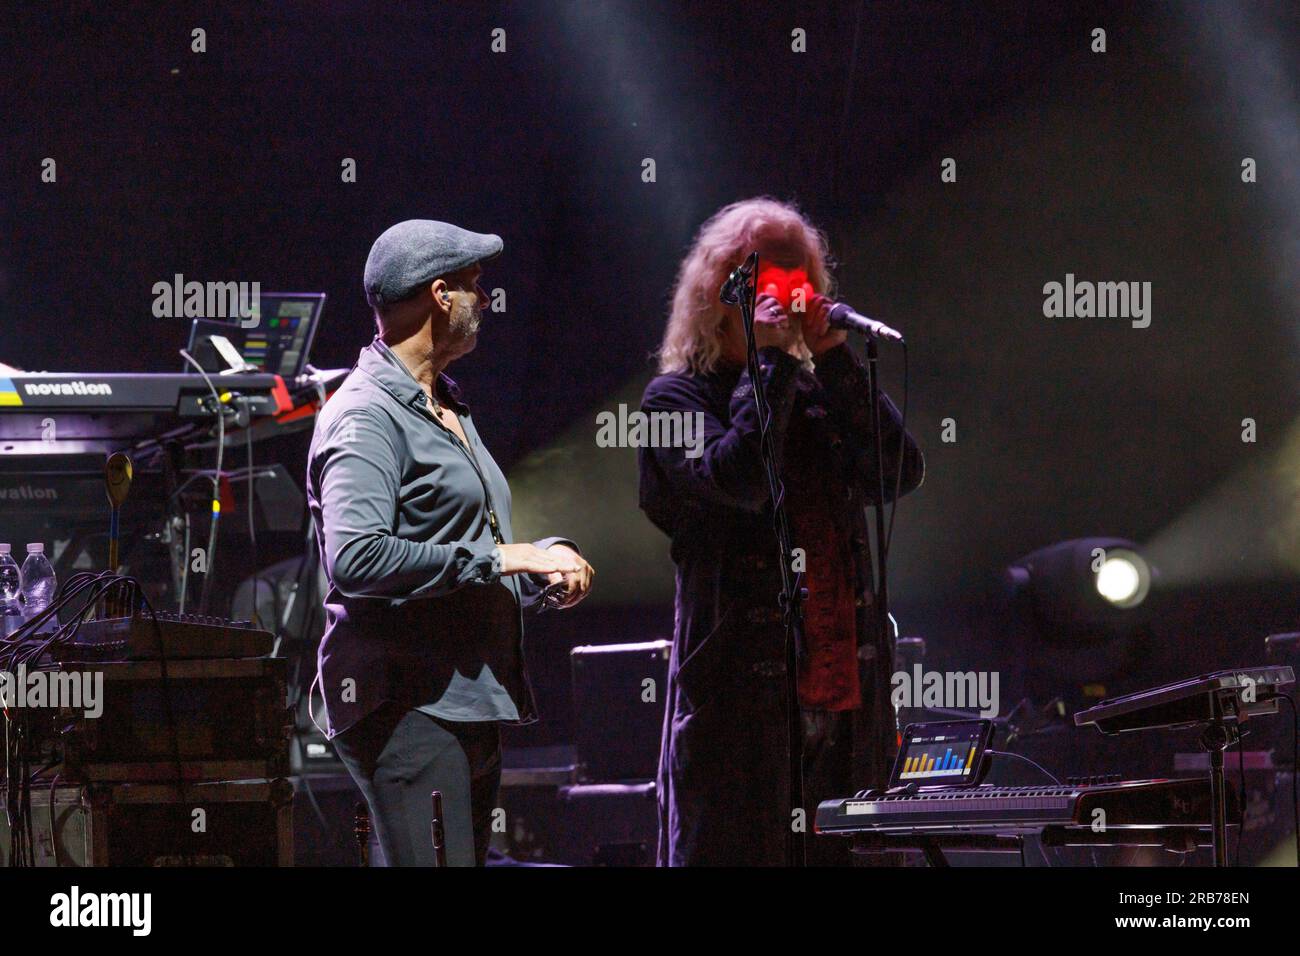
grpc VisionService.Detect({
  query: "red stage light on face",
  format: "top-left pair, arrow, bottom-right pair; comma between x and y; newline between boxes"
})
756,264 -> 814,312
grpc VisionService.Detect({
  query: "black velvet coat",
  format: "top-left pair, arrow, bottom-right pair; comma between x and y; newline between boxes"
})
639,343 -> 924,866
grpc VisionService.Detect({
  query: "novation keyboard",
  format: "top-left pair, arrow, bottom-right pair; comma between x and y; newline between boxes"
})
48,611 -> 275,662
816,777 -> 1232,835
1074,666 -> 1295,734
0,371 -> 288,452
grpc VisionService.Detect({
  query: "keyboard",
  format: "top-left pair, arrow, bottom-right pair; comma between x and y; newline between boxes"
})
0,372 -> 286,451
49,611 -> 275,662
816,777 -> 1231,835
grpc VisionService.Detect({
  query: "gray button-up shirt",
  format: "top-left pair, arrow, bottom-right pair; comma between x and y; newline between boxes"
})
307,337 -> 571,736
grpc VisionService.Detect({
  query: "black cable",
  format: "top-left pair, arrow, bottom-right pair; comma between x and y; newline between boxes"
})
864,340 -> 885,599
0,573 -> 191,865
1234,731 -> 1246,867
1,571 -> 125,674
244,398 -> 265,629
67,575 -> 188,861
19,718 -> 31,865
168,465 -> 272,505
883,340 -> 909,557
986,749 -> 1063,785
179,349 -> 225,614
22,575 -> 128,666
5,714 -> 17,865
859,334 -> 910,667
281,551 -> 315,709
286,546 -> 323,728
47,772 -> 59,868
0,569 -> 103,650
134,586 -> 192,860
179,513 -> 191,614
983,748 -> 1073,869
862,335 -> 909,750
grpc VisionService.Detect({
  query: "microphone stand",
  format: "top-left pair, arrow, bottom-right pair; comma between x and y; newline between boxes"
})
864,336 -> 896,676
721,252 -> 807,867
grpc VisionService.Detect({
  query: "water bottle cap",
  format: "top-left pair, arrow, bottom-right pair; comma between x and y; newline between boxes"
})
26,543 -> 43,554
0,544 -> 9,555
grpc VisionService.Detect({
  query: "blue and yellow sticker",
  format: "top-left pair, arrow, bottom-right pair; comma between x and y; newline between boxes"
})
0,378 -> 22,407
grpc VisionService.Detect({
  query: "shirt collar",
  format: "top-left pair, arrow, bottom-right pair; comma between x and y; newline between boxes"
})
357,337 -> 469,414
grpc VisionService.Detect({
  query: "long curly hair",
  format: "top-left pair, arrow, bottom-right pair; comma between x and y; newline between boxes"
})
657,197 -> 835,375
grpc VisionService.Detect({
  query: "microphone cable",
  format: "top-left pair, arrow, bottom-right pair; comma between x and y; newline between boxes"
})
179,349 -> 227,614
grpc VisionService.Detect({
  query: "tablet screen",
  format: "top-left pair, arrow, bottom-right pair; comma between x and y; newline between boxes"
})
894,720 -> 993,788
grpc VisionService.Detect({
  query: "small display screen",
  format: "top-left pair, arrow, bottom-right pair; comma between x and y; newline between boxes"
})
240,296 -> 317,376
187,293 -> 324,378
894,720 -> 992,787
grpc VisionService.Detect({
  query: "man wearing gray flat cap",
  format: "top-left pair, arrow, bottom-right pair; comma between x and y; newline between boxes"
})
307,218 -> 594,866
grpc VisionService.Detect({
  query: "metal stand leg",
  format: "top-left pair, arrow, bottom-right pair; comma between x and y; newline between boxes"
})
430,790 -> 446,867
1199,718 -> 1239,867
920,838 -> 949,867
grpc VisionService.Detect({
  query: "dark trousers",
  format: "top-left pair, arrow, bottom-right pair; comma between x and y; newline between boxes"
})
331,702 -> 502,867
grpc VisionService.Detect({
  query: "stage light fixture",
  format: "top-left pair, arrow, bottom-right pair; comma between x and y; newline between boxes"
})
1005,537 -> 1155,637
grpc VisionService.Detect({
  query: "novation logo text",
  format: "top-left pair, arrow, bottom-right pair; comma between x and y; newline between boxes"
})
22,380 -> 114,397
0,485 -> 59,501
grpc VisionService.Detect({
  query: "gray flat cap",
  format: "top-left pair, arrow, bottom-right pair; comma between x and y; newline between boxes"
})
364,219 -> 503,307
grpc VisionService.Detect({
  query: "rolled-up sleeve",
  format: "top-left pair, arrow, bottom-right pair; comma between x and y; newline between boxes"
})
315,410 -> 501,599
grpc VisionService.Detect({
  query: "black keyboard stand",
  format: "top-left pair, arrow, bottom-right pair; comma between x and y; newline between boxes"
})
1039,826 -> 1214,852
1072,665 -> 1294,868
850,832 -> 1026,867
848,826 -> 1218,866
1200,707 -> 1243,868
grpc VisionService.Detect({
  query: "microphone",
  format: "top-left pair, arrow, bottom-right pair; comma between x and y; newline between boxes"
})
720,251 -> 759,305
812,295 -> 904,343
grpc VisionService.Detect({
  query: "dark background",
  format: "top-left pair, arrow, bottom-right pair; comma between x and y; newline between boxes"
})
5,2 -> 1299,768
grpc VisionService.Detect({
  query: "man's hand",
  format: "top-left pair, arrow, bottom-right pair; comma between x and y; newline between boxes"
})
541,543 -> 594,609
800,294 -> 849,357
498,542 -> 583,577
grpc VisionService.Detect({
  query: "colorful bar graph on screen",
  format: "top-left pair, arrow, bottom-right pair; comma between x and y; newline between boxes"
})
899,735 -> 984,780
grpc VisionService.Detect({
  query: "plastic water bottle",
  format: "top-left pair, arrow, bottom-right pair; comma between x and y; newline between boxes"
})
0,544 -> 23,636
21,543 -> 57,629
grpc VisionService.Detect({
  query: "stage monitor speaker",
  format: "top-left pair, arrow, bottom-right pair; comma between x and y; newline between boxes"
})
571,640 -> 669,783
